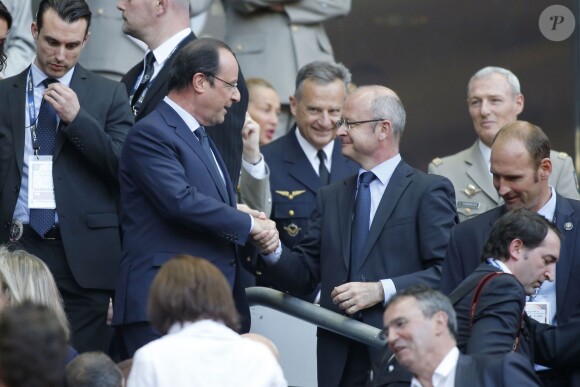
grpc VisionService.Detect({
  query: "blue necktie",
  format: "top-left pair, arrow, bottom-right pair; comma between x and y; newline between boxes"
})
195,126 -> 228,194
29,78 -> 58,237
350,171 -> 376,281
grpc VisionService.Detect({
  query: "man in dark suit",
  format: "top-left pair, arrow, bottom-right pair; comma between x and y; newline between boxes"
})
440,121 -> 580,386
450,208 -> 560,362
383,285 -> 541,387
113,38 -> 278,358
258,85 -> 458,386
116,0 -> 246,187
261,60 -> 359,249
0,0 -> 133,353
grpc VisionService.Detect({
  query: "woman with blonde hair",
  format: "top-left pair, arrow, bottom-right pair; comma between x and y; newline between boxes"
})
0,246 -> 77,361
247,77 -> 281,146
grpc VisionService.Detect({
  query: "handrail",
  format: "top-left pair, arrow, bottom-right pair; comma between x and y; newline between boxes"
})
246,287 -> 387,349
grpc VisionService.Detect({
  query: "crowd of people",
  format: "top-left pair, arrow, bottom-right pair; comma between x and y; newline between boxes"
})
0,1 -> 579,387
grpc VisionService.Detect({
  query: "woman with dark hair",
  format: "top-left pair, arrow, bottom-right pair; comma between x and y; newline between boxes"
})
127,255 -> 286,387
0,1 -> 12,73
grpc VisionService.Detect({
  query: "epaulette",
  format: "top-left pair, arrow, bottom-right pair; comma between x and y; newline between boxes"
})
431,157 -> 443,166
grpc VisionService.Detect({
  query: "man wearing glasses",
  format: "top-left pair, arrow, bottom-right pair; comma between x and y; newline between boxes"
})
256,85 -> 458,386
113,38 -> 279,358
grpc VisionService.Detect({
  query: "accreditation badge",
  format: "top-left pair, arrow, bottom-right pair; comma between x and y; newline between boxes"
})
525,302 -> 550,324
28,155 -> 56,209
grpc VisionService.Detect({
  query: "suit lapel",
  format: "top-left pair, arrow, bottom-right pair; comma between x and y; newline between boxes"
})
54,65 -> 89,157
284,126 -> 321,193
465,142 -> 501,204
9,70 -> 28,176
553,195 -> 577,314
158,102 -> 230,204
339,176 -> 358,269
358,161 -> 412,268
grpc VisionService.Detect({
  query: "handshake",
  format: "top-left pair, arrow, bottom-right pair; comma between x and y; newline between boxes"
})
238,204 -> 279,254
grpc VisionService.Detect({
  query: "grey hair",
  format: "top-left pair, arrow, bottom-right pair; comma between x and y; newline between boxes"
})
371,94 -> 406,139
385,285 -> 458,339
294,61 -> 351,101
467,66 -> 521,98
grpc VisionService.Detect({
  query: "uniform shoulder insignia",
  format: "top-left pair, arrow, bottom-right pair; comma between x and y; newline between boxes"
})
432,157 -> 443,166
559,152 -> 568,159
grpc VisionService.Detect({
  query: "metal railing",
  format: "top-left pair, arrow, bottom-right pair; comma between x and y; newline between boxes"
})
246,287 -> 387,349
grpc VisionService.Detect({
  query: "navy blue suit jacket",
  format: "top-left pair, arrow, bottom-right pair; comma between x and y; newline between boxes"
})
260,160 -> 458,387
456,352 -> 541,386
261,126 -> 359,248
113,101 -> 253,330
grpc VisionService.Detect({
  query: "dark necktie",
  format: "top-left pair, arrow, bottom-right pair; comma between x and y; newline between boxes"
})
349,171 -> 376,280
317,149 -> 330,185
131,51 -> 155,109
29,78 -> 58,237
195,126 -> 227,191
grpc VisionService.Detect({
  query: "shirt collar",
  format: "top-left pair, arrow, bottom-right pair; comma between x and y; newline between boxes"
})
30,59 -> 75,87
164,96 -> 200,132
410,347 -> 459,387
537,186 -> 557,222
359,154 -> 402,187
151,28 -> 192,66
295,126 -> 335,164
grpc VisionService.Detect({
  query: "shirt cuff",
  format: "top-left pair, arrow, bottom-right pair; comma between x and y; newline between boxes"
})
261,242 -> 282,266
242,154 -> 267,179
380,279 -> 397,305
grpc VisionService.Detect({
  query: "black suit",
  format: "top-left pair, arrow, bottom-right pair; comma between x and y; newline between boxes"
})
121,32 -> 248,187
450,264 -> 532,360
0,65 -> 133,351
258,160 -> 458,387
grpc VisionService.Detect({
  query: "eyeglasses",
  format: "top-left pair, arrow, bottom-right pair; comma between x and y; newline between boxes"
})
335,118 -> 386,130
209,74 -> 238,90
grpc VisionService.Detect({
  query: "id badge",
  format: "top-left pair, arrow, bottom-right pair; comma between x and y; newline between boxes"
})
28,155 -> 56,209
525,302 -> 550,324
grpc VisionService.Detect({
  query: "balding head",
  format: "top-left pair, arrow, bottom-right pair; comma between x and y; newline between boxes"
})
117,0 -> 190,50
493,121 -> 551,170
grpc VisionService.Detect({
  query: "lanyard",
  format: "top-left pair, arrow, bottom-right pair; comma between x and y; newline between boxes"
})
129,36 -> 188,116
26,70 -> 41,155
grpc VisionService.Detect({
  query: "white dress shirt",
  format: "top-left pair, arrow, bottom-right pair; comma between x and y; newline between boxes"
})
411,347 -> 459,387
128,319 -> 287,387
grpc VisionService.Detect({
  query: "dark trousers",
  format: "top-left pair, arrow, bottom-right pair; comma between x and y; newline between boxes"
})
116,322 -> 161,359
339,340 -> 371,387
12,232 -> 111,353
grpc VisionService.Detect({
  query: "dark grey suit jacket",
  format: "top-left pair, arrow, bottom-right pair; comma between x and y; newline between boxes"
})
450,264 -> 531,360
0,65 -> 133,289
259,160 -> 458,387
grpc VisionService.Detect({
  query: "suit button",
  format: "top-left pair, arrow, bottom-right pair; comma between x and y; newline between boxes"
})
13,185 -> 19,192
236,44 -> 243,51
288,210 -> 294,216
3,222 -> 10,229
256,271 -> 262,276
229,259 -> 236,267
291,25 -> 299,32
246,256 -> 251,262
465,208 -> 472,215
